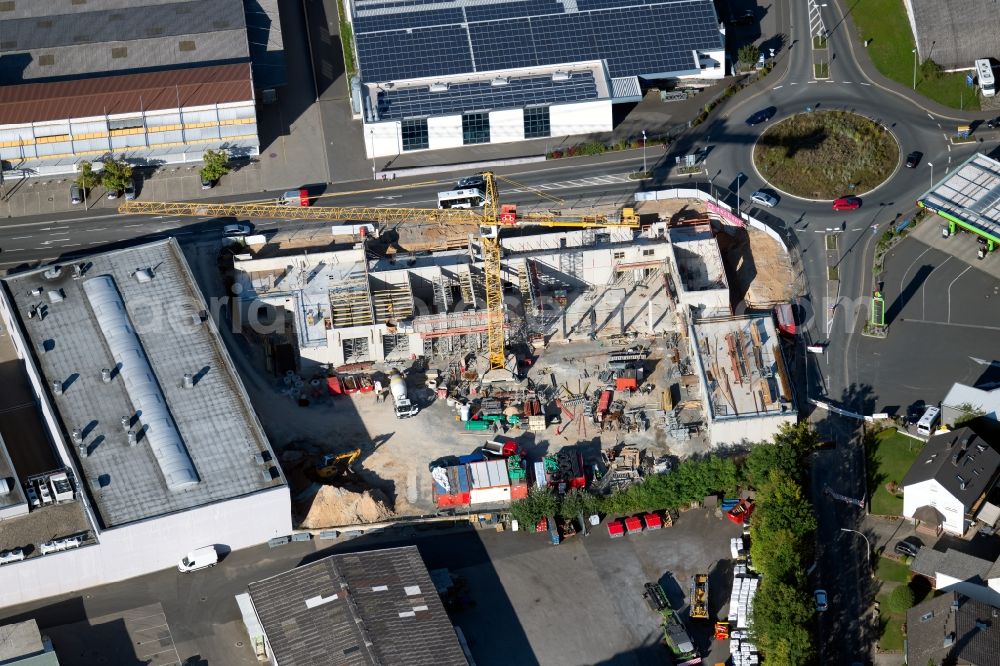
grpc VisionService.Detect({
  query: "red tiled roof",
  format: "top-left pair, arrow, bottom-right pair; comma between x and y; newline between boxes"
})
0,63 -> 253,126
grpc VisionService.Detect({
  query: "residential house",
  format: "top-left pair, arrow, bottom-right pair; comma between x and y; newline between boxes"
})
906,592 -> 1000,666
902,428 -> 1000,536
942,383 -> 1000,428
911,547 -> 1000,607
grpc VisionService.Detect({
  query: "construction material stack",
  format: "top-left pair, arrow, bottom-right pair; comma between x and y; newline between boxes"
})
727,562 -> 760,666
432,454 -> 527,509
535,447 -> 586,493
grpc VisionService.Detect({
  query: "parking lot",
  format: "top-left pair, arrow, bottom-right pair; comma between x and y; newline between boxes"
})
852,221 -> 1000,416
2,510 -> 741,666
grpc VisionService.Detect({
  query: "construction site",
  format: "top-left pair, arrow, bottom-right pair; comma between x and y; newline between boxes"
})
122,175 -> 796,527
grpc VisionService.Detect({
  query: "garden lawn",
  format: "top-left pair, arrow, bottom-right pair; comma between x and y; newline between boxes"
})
875,556 -> 910,584
870,429 -> 922,516
850,0 -> 980,110
876,589 -> 906,652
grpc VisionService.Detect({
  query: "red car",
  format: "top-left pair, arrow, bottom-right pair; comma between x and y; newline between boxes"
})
832,196 -> 862,211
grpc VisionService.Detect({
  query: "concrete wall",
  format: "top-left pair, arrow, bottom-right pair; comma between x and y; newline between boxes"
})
0,486 -> 291,608
935,574 -> 1000,607
549,99 -> 612,138
904,479 -> 965,535
708,414 -> 797,447
490,108 -> 525,144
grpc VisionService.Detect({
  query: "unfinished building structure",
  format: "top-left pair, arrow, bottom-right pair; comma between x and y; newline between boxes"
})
690,316 -> 795,446
232,225 -> 677,370
669,223 -> 730,315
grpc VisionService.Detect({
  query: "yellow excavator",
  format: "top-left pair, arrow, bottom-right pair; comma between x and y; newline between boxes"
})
119,171 -> 638,382
315,449 -> 361,479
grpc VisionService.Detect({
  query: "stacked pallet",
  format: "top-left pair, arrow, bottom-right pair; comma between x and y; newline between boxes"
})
727,563 -> 760,666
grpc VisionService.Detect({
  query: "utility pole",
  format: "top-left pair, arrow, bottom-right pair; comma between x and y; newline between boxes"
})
912,48 -> 918,90
641,130 -> 647,174
840,528 -> 873,578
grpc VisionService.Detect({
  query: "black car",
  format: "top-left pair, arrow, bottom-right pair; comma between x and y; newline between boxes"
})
745,107 -> 776,126
987,117 -> 1000,129
894,538 -> 921,558
905,151 -> 922,168
727,9 -> 755,26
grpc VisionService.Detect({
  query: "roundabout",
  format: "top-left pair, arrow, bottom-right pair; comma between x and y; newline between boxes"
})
752,110 -> 899,200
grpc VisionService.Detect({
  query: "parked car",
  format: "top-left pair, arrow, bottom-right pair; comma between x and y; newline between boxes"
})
106,189 -> 119,200
177,545 -> 218,573
222,222 -> 253,237
745,107 -> 776,126
894,538 -> 921,558
750,189 -> 779,207
200,174 -> 214,190
905,151 -> 922,168
815,589 -> 829,612
832,196 -> 862,211
987,117 -> 1000,129
123,178 -> 136,200
69,183 -> 83,205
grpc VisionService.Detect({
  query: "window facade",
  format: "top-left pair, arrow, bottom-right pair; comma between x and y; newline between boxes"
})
401,119 -> 429,151
523,106 -> 550,139
462,113 -> 490,145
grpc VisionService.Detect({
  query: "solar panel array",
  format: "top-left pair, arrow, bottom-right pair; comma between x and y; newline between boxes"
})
376,71 -> 599,119
351,0 -> 723,83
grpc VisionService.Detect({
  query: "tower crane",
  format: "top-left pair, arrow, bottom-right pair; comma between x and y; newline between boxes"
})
118,171 -> 638,382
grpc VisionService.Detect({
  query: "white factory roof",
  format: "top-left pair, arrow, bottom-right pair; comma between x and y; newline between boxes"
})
2,239 -> 283,528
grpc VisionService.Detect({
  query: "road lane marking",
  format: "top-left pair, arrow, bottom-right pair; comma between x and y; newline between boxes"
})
124,224 -> 141,227
902,319 -> 1000,332
899,246 -> 931,296
927,113 -> 934,119
947,266 -> 971,322
773,85 -> 783,90
62,243 -> 81,247
10,236 -> 32,240
860,82 -> 871,86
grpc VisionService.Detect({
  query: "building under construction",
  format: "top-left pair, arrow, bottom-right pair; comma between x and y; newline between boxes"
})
232,223 -> 676,370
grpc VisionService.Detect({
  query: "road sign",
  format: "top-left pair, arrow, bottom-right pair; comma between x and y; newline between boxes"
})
870,291 -> 885,327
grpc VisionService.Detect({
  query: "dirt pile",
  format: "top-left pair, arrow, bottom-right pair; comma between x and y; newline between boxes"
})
300,486 -> 395,528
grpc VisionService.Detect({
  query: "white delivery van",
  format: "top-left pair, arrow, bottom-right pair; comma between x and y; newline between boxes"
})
916,406 -> 940,437
178,546 -> 219,572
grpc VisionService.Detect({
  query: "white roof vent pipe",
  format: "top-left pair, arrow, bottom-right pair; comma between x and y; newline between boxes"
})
552,71 -> 571,82
429,82 -> 449,92
491,77 -> 510,87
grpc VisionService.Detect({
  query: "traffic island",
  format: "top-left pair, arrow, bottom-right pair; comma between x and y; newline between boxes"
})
753,111 -> 899,199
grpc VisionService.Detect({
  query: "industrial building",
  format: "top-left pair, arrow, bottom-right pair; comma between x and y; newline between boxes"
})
0,239 -> 290,608
0,619 -> 60,666
919,152 -> 1000,252
233,224 -> 675,369
241,545 -> 469,665
349,0 -> 726,158
0,0 -> 285,177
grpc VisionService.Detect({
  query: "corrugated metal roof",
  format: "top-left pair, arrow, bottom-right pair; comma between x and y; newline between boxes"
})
0,63 -> 253,126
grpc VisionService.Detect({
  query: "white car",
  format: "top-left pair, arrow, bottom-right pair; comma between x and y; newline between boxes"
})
222,223 -> 253,237
751,190 -> 778,207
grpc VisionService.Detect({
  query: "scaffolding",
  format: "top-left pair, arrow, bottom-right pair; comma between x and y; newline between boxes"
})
329,275 -> 373,328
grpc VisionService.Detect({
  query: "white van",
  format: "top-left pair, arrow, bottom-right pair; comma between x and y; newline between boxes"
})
178,546 -> 218,572
916,406 -> 940,437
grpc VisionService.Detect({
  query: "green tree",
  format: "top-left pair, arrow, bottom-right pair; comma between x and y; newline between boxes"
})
744,422 -> 819,486
100,157 -> 133,194
754,469 -> 817,537
749,527 -> 807,586
738,43 -> 759,66
920,58 -> 943,81
953,402 -> 986,426
200,149 -> 231,183
75,160 -> 99,192
509,487 -> 558,529
749,579 -> 815,665
886,585 -> 916,614
558,488 -> 600,520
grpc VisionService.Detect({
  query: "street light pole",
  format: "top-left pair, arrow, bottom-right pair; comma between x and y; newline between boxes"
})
928,162 -> 934,190
841,528 -> 873,578
369,130 -> 376,181
642,130 -> 647,174
912,48 -> 918,90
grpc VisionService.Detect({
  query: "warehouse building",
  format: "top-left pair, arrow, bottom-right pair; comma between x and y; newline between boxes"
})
0,0 -> 281,176
0,239 -> 290,608
241,545 -> 469,665
349,0 -> 726,158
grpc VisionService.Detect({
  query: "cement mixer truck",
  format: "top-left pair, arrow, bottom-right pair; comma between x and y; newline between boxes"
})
389,370 -> 418,419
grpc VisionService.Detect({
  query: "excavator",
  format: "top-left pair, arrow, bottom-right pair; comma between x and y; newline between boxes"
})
118,171 -> 638,381
315,449 -> 361,480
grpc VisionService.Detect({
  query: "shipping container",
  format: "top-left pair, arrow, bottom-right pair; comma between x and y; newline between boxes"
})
471,486 -> 511,505
597,389 -> 613,416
